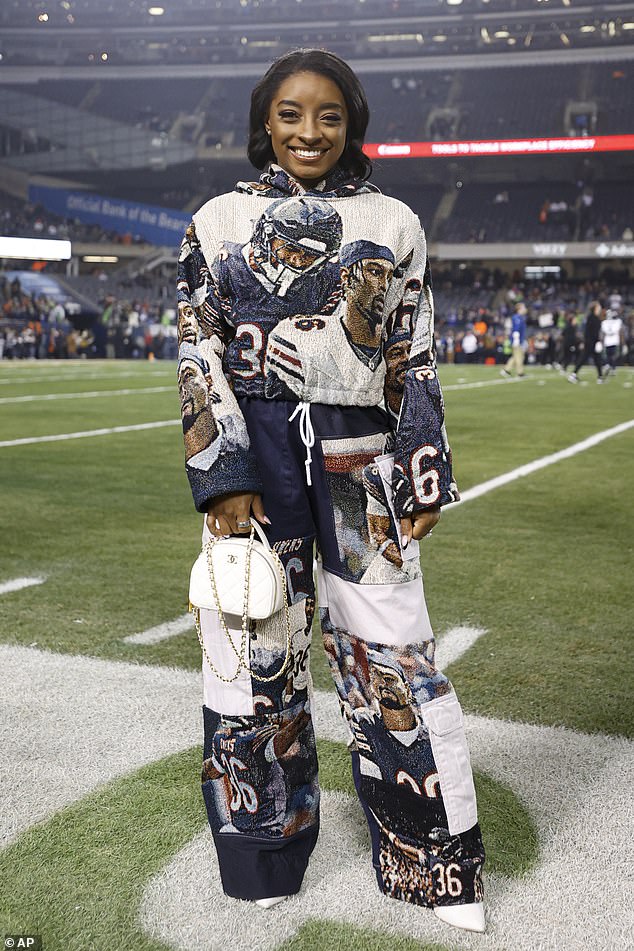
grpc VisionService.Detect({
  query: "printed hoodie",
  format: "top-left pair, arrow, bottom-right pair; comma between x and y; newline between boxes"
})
176,163 -> 458,516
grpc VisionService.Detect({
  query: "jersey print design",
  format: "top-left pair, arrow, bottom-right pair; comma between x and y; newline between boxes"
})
319,433 -> 422,585
321,617 -> 484,908
202,701 -> 319,839
177,166 -> 458,516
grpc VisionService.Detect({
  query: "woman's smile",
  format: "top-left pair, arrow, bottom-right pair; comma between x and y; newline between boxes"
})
266,71 -> 348,187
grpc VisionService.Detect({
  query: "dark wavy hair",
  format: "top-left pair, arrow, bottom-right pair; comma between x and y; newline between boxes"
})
247,49 -> 372,181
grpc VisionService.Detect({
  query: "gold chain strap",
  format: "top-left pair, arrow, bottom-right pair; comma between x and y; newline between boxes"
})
191,527 -> 293,685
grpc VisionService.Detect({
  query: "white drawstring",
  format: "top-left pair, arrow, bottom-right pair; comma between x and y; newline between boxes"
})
288,402 -> 315,486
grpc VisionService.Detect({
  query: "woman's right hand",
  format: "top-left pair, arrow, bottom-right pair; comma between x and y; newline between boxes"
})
206,492 -> 269,537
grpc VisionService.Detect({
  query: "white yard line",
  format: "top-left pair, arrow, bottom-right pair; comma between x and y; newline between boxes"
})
124,613 -> 193,645
0,386 -> 172,405
444,376 -> 534,391
450,418 -> 634,508
0,576 -> 46,596
121,416 -> 631,647
434,626 -> 486,670
0,419 -> 179,448
0,370 -> 172,385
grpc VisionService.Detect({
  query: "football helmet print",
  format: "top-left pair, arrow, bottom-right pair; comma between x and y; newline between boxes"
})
251,197 -> 343,297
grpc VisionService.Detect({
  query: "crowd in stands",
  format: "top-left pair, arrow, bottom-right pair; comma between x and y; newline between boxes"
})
439,179 -> 634,245
5,59 -> 632,173
0,273 -> 177,361
433,269 -> 633,367
2,266 -> 632,371
1,193 -> 149,246
3,173 -> 633,251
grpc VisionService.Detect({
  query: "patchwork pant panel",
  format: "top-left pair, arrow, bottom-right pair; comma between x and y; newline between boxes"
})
201,701 -> 320,900
198,398 -> 483,905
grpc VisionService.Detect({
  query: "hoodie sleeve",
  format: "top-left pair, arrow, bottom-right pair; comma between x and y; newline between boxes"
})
177,221 -> 262,512
382,213 -> 459,517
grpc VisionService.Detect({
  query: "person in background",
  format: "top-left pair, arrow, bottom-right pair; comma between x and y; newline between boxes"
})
461,327 -> 479,363
500,301 -> 527,378
559,314 -> 579,373
601,308 -> 624,376
568,301 -> 604,384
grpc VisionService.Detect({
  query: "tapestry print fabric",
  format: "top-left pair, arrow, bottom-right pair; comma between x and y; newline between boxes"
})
193,397 -> 483,905
176,164 -> 458,516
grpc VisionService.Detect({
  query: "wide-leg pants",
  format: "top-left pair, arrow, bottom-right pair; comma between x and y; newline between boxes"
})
199,398 -> 485,907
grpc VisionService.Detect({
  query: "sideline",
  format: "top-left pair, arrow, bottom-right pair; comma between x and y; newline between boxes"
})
0,386 -> 173,405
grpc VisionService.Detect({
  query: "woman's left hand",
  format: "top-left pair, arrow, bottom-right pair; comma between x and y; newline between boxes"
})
400,507 -> 440,548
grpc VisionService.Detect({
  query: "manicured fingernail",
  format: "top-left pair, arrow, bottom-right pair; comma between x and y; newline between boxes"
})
401,535 -> 409,548
262,516 -> 271,525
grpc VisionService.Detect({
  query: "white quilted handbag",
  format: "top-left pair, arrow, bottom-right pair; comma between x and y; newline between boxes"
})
189,518 -> 291,684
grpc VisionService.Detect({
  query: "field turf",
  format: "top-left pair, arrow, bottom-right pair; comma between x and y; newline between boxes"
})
0,358 -> 632,951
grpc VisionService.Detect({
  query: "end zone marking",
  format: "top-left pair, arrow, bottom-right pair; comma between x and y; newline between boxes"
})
450,418 -> 634,508
124,613 -> 193,645
0,419 -> 180,448
0,576 -> 46,595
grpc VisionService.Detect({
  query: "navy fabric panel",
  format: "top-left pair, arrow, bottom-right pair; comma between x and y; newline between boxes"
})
212,824 -> 319,900
351,749 -> 384,891
238,397 -> 392,572
187,445 -> 263,513
239,397 -> 316,543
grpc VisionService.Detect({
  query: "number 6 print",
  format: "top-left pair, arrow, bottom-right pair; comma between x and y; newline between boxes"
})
410,445 -> 441,505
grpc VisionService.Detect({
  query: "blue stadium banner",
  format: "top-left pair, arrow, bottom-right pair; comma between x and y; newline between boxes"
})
28,185 -> 190,248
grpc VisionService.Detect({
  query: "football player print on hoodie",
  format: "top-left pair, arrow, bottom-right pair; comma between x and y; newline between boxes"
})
266,238 -> 397,403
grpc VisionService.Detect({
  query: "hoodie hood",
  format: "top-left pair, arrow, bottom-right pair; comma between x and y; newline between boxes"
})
236,162 -> 380,199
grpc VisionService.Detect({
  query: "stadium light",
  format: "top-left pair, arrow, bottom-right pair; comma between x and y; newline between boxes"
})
148,6 -> 165,14
368,34 -> 424,42
0,237 -> 71,261
82,256 -> 119,263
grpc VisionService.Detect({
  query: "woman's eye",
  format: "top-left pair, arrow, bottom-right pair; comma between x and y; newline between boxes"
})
278,111 -> 297,120
322,114 -> 342,123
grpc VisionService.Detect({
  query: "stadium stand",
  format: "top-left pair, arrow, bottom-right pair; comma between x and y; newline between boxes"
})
1,0 -> 632,366
3,61 -> 631,162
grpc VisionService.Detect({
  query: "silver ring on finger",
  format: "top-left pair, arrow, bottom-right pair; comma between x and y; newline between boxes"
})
236,519 -> 251,530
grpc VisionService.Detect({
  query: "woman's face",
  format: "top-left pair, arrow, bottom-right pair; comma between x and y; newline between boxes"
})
265,70 -> 348,187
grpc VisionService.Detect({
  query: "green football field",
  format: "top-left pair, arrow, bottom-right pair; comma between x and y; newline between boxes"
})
0,358 -> 632,951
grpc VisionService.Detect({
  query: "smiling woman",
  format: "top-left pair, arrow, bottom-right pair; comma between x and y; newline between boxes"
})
264,73 -> 348,189
175,48 -> 485,934
248,49 -> 371,185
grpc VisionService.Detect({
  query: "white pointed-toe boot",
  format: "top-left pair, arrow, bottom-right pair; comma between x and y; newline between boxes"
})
254,896 -> 289,909
434,901 -> 485,933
